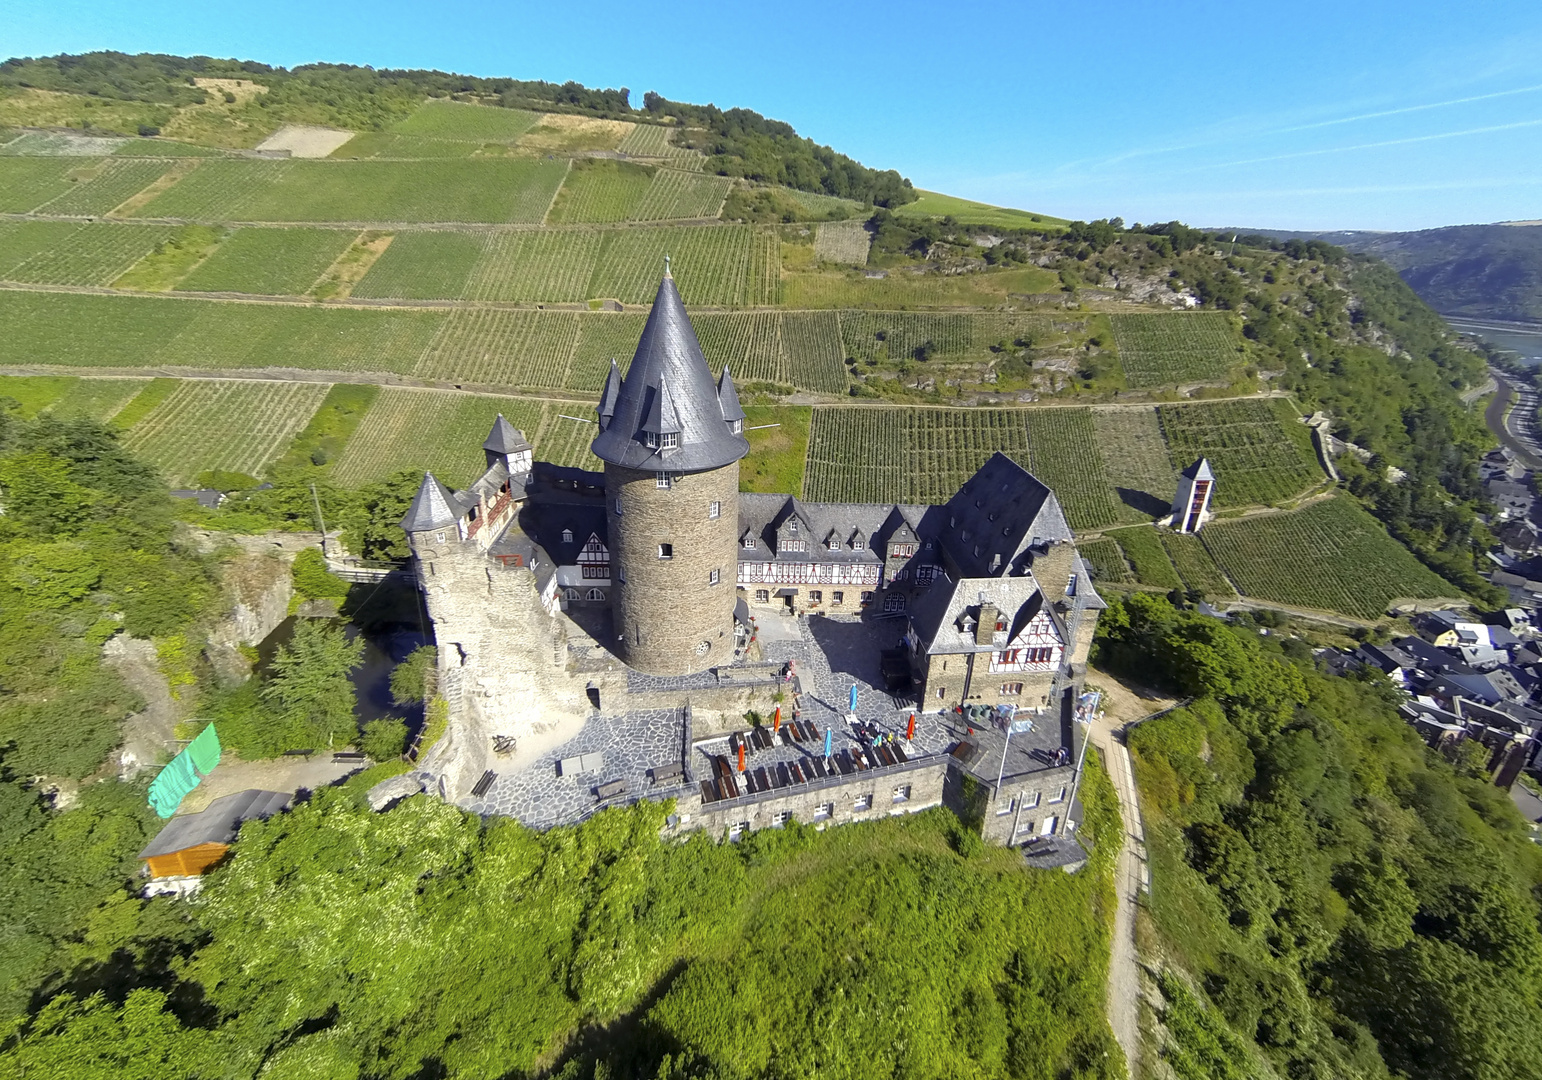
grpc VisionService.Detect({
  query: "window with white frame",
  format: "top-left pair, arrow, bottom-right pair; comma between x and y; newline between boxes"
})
655,472 -> 672,489
892,784 -> 911,803
709,501 -> 720,519
854,793 -> 873,812
708,568 -> 720,585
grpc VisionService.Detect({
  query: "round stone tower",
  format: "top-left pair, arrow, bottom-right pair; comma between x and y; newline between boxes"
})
591,267 -> 749,675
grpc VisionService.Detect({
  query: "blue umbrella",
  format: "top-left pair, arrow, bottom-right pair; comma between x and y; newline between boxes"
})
849,684 -> 859,713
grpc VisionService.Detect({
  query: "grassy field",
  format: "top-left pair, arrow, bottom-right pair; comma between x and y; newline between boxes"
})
1105,527 -> 1182,591
545,160 -> 654,224
1157,399 -> 1323,508
177,227 -> 355,294
892,190 -> 1067,232
121,379 -> 331,484
125,158 -> 571,223
1199,496 -> 1458,618
0,221 -> 177,287
1109,312 -> 1241,388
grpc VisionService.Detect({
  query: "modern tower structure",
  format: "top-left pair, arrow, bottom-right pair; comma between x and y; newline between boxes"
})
591,268 -> 750,674
1170,458 -> 1215,533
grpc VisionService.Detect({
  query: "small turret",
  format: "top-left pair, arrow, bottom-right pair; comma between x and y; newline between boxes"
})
483,414 -> 533,474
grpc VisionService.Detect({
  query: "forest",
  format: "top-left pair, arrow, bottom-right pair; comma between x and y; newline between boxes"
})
1098,593 -> 1542,1080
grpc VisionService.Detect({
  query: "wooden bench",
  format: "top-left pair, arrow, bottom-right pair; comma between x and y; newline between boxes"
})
596,779 -> 627,799
470,770 -> 496,798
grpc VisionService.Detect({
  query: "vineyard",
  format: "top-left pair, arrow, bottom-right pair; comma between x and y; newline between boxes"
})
1090,407 -> 1178,523
1159,532 -> 1236,597
1023,408 -> 1122,531
388,101 -> 543,143
0,221 -> 177,287
631,170 -> 732,221
331,388 -> 549,487
1104,527 -> 1181,591
125,158 -> 572,224
178,227 -> 355,294
545,160 -> 655,224
121,379 -> 331,484
804,407 -> 1031,504
1199,496 -> 1458,619
812,220 -> 872,266
349,230 -> 484,299
1076,538 -> 1133,586
1157,399 -> 1324,507
1109,312 -> 1241,388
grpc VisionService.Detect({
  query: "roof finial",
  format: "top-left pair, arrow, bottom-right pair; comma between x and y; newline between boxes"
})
664,253 -> 672,277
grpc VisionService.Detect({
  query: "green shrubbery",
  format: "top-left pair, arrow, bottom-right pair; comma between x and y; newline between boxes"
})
1102,593 -> 1542,1079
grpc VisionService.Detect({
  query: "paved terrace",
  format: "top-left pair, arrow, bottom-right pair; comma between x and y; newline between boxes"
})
455,612 -> 1084,835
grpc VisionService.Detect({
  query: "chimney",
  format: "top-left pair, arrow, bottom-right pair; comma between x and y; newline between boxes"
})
976,603 -> 998,645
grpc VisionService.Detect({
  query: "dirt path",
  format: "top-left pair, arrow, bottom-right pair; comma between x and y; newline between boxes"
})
1086,668 -> 1177,1077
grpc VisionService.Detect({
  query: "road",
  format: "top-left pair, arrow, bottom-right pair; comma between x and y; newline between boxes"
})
1486,369 -> 1542,469
1086,670 -> 1175,1077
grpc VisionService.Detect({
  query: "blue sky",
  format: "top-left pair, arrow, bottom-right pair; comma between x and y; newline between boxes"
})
5,0 -> 1541,231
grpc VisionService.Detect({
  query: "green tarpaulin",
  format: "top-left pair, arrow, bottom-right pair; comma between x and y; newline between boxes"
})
147,723 -> 221,818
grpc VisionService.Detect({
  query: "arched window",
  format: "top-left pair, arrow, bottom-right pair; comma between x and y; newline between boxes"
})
587,588 -> 606,601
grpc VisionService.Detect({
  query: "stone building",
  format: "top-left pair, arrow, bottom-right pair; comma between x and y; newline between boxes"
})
395,269 -> 1107,855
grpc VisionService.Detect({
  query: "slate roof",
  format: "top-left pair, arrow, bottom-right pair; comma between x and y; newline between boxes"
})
936,454 -> 1072,577
401,473 -> 462,531
1180,458 -> 1215,482
590,271 -> 749,472
139,789 -> 290,860
484,414 -> 532,455
736,495 -> 925,564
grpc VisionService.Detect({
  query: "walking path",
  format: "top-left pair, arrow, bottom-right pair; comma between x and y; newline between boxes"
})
1087,669 -> 1175,1078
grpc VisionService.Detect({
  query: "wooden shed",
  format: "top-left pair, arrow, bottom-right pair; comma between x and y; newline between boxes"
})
138,789 -> 291,879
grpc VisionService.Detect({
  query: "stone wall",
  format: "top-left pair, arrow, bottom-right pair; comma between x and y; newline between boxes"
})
410,530 -> 593,801
678,756 -> 949,839
607,461 -> 740,675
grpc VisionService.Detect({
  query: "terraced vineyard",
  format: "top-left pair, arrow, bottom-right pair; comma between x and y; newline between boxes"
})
121,379 -> 331,484
1105,527 -> 1181,591
1160,532 -> 1235,597
331,388 -> 549,487
178,227 -> 355,294
126,158 -> 571,223
1110,312 -> 1240,388
0,221 -> 176,286
1200,496 -> 1457,618
1023,408 -> 1122,531
1157,399 -> 1323,508
804,408 -> 1031,504
545,160 -> 654,224
349,230 -> 484,299
631,170 -> 731,221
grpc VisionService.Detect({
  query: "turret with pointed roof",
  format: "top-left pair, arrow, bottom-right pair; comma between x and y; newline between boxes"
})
590,269 -> 749,471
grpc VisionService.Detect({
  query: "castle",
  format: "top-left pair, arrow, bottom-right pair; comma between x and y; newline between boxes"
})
394,269 -> 1108,853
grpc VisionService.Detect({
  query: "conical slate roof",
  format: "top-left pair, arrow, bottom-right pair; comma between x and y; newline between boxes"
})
401,473 -> 460,532
595,359 -> 622,428
590,271 -> 749,471
484,413 -> 531,454
717,365 -> 746,423
1181,458 -> 1215,481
